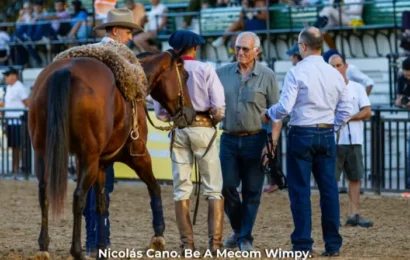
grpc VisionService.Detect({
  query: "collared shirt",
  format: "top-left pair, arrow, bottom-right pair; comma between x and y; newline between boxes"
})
92,36 -> 114,46
338,80 -> 370,145
216,61 -> 279,133
347,64 -> 374,89
154,58 -> 226,121
267,55 -> 353,127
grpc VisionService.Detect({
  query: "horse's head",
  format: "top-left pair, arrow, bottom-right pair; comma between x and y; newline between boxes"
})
138,50 -> 196,128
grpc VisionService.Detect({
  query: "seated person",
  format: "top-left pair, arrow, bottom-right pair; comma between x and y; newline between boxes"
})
133,0 -> 167,53
182,0 -> 228,29
313,0 -> 363,49
212,0 -> 267,48
36,0 -> 72,37
125,0 -> 147,28
28,0 -> 58,41
0,24 -> 10,65
67,0 -> 91,40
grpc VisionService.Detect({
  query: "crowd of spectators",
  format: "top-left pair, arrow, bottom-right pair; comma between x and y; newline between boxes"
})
0,0 -> 404,68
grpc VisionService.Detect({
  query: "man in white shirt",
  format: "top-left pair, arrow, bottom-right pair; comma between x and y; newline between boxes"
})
324,49 -> 374,95
263,27 -> 353,257
329,53 -> 373,228
0,67 -> 29,173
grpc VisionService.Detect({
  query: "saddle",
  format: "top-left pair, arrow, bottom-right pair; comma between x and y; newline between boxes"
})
53,41 -> 148,101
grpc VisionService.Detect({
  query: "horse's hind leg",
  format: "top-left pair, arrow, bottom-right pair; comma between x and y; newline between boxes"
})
123,151 -> 166,250
70,157 -> 99,260
94,166 -> 109,259
34,154 -> 51,260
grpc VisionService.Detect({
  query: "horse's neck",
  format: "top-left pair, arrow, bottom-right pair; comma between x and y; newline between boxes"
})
142,54 -> 170,92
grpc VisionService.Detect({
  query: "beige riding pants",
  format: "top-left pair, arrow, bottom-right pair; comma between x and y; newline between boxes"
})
171,127 -> 223,201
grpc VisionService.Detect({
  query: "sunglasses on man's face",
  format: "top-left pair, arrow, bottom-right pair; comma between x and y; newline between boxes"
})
235,46 -> 254,53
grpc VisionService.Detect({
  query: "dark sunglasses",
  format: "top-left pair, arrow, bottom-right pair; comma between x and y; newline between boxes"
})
235,45 -> 254,53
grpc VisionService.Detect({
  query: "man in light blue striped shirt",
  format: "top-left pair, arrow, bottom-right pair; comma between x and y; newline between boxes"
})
263,26 -> 353,257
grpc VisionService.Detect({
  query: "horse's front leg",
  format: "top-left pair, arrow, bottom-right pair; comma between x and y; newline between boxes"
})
123,149 -> 166,251
70,158 -> 99,260
34,154 -> 51,260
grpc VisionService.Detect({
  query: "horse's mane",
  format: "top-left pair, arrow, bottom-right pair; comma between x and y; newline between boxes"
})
137,50 -> 184,90
137,49 -> 184,68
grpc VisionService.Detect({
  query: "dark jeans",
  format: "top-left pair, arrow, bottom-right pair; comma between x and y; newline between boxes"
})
220,131 -> 266,245
83,163 -> 115,249
287,127 -> 342,252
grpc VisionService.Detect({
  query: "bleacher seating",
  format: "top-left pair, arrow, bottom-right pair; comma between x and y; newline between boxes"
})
269,4 -> 320,32
200,6 -> 242,36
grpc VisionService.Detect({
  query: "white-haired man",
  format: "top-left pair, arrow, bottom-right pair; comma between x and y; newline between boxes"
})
216,31 -> 282,251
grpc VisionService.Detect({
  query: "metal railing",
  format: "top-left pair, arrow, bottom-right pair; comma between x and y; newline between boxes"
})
1,106 -> 410,193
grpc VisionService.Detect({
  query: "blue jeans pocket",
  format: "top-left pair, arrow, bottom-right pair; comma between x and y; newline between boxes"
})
290,134 -> 313,159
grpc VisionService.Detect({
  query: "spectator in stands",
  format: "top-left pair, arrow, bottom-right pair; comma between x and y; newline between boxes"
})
182,0 -> 229,29
36,0 -> 71,37
67,0 -> 91,40
324,49 -> 374,95
0,23 -> 10,65
132,0 -> 167,53
212,0 -> 267,49
313,0 -> 364,50
329,53 -> 373,228
124,0 -> 147,28
0,67 -> 30,173
29,0 -> 58,41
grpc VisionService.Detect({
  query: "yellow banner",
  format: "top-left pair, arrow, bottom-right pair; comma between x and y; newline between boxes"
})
114,111 -> 222,181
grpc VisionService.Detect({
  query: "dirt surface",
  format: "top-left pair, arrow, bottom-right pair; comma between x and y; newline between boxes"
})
0,180 -> 410,260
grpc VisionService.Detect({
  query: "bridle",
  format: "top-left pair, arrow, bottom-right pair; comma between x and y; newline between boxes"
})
144,50 -> 187,131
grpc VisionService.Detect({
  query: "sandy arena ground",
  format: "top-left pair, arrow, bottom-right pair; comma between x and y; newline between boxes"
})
0,180 -> 409,260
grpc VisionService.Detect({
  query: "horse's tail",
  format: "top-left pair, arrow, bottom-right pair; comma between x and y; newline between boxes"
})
46,67 -> 71,218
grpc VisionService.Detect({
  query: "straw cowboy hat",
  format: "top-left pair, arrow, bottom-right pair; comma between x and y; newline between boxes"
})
94,8 -> 143,32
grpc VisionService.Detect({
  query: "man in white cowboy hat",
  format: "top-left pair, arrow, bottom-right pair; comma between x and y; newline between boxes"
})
83,7 -> 144,257
93,7 -> 144,46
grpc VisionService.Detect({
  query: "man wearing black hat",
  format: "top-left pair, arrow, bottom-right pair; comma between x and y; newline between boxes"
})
0,67 -> 29,173
154,30 -> 226,255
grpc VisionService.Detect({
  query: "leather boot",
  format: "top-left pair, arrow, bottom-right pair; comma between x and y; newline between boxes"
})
208,198 -> 224,253
175,200 -> 195,255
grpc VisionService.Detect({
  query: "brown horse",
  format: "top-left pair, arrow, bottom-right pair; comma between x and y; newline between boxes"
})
28,49 -> 195,260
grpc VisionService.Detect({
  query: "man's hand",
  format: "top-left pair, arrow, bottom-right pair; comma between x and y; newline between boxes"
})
261,142 -> 276,167
260,109 -> 270,125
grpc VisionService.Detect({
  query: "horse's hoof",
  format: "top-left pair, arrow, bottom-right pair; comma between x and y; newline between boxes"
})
34,251 -> 50,260
150,236 -> 166,251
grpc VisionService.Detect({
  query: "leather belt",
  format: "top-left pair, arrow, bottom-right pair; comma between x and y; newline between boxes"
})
223,130 -> 263,137
190,112 -> 213,128
290,124 -> 334,128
